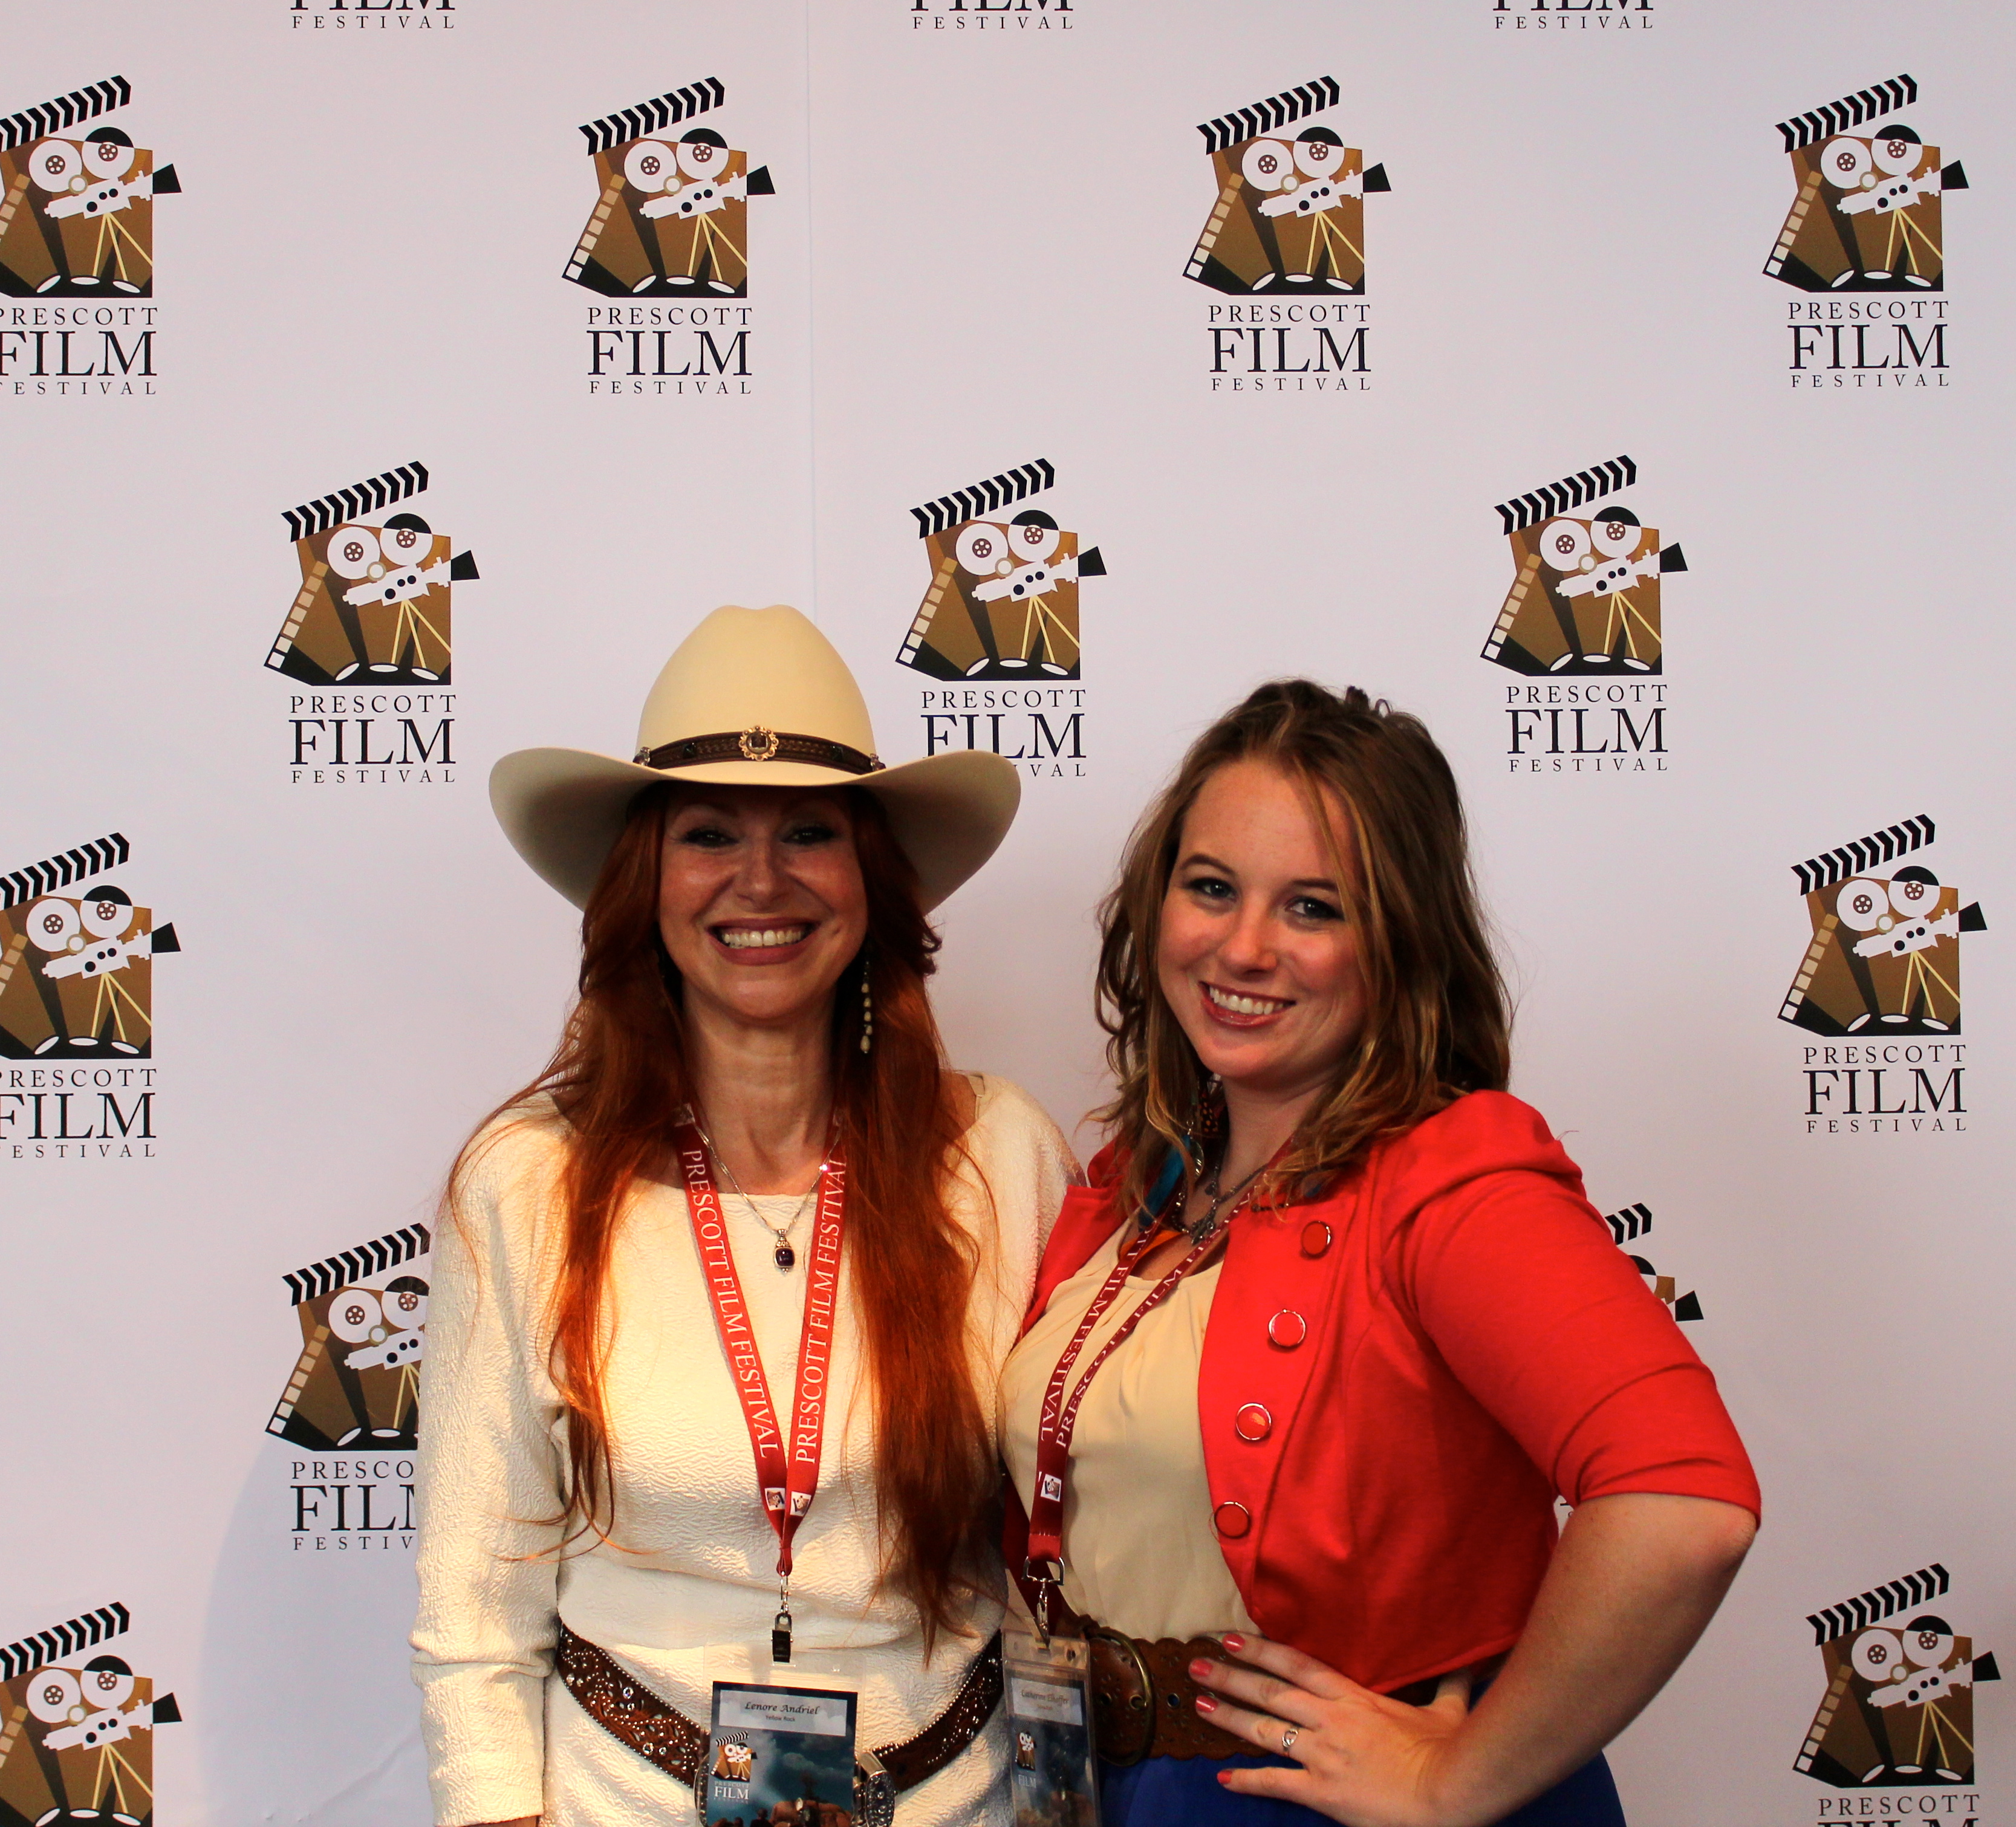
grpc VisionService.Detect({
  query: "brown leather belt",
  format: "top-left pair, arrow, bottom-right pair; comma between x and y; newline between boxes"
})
1084,1624 -> 1443,1766
555,1624 -> 1003,1799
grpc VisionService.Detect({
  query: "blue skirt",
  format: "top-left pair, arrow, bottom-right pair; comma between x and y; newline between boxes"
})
1100,1750 -> 1625,1827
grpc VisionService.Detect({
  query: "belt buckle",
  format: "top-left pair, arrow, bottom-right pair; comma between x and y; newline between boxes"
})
855,1747 -> 896,1827
1083,1623 -> 1155,1768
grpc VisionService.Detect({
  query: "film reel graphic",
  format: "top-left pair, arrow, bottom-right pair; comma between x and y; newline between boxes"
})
1779,816 -> 1987,1037
264,461 -> 478,687
1765,75 -> 1968,293
1184,76 -> 1388,297
1480,456 -> 1686,677
0,1604 -> 180,1827
896,460 -> 1105,682
0,77 -> 180,299
0,834 -> 178,1060
1600,1202 -> 1702,1323
1797,1565 -> 2000,1788
267,1224 -> 432,1451
564,78 -> 775,298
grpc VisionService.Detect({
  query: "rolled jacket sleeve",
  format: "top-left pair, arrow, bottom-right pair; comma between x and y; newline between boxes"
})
411,1115 -> 570,1826
1399,1170 -> 1761,1519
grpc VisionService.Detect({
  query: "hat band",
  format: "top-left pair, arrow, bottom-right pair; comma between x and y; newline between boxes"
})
634,727 -> 885,776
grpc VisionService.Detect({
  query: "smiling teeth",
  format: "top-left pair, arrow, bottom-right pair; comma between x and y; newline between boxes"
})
720,926 -> 810,949
1206,985 -> 1290,1016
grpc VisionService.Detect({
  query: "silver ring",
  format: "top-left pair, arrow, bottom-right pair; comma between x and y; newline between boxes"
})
1280,1724 -> 1300,1755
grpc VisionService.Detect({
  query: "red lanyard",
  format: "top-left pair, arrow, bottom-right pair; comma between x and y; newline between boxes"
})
1024,1220 -> 1226,1583
674,1118 -> 845,1661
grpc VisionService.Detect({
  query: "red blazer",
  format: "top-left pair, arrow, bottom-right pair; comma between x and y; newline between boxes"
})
1011,1092 -> 1759,1695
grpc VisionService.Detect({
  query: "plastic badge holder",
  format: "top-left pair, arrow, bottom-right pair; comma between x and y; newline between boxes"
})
703,1682 -> 859,1827
1004,1629 -> 1102,1827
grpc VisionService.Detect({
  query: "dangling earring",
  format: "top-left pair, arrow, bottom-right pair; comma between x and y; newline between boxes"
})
858,955 -> 874,1056
1179,1071 -> 1223,1170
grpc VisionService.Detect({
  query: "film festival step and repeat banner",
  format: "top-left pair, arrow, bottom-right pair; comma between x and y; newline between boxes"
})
0,2 -> 2009,1825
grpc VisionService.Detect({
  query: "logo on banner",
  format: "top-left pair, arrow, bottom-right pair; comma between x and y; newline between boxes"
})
1492,0 -> 1651,30
1188,77 -> 1385,392
0,1601 -> 181,1827
0,77 -> 177,397
266,460 -> 469,783
1771,77 -> 1965,388
1,833 -> 171,1160
899,459 -> 1099,779
1601,1201 -> 1702,1323
268,1224 -> 430,1550
1488,456 -> 1676,773
571,79 -> 771,396
1784,816 -> 1985,1133
909,0 -> 1073,30
268,1224 -> 431,1451
1797,1564 -> 1998,1789
290,0 -> 455,30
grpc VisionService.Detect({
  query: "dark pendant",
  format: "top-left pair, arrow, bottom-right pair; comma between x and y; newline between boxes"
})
774,1242 -> 796,1271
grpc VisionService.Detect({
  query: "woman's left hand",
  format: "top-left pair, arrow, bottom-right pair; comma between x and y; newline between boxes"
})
1190,1636 -> 1474,1827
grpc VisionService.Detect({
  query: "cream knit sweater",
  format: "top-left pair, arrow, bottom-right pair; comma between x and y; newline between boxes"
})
411,1079 -> 1076,1827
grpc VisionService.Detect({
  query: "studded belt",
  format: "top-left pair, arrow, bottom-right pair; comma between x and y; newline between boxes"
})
554,1624 -> 1003,1819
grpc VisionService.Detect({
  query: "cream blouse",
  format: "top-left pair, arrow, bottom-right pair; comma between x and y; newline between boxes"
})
998,1228 -> 1257,1643
411,1079 -> 1078,1827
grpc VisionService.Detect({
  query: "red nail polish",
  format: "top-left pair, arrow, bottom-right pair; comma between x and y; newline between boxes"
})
1195,1694 -> 1218,1713
1217,1772 -> 1232,1786
1222,1634 -> 1246,1652
1189,1658 -> 1212,1679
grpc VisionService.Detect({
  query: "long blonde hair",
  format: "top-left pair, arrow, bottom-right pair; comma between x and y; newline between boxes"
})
1095,680 -> 1510,1219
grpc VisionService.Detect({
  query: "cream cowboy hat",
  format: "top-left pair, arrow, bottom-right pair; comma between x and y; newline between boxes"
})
489,605 -> 1019,911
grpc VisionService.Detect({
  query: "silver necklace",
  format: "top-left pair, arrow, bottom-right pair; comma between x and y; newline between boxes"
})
1179,1155 -> 1267,1242
691,1115 -> 825,1272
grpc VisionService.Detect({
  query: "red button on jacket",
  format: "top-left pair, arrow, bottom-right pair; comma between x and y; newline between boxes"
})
1008,1091 -> 1760,1698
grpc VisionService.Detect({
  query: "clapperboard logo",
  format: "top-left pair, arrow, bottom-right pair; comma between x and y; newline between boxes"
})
1767,76 -> 1966,294
0,1601 -> 181,1827
898,460 -> 1102,683
1601,1201 -> 1701,1323
565,79 -> 773,298
1186,77 -> 1387,297
0,77 -> 179,299
266,461 -> 475,687
711,1740 -> 755,1783
268,1224 -> 431,1450
0,834 -> 177,1059
1780,816 -> 1985,1037
1797,1564 -> 1998,1788
1481,456 -> 1684,677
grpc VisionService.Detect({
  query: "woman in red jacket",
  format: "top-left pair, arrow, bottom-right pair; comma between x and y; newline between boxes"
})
1000,680 -> 1758,1827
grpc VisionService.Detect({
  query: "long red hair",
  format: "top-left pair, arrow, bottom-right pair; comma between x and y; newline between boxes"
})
454,782 -> 994,1645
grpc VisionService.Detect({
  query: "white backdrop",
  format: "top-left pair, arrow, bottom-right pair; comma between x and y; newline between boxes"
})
1,3 -> 2010,1825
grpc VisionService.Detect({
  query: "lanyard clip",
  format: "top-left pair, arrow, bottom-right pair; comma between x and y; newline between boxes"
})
1022,1557 -> 1064,1648
772,1576 -> 793,1665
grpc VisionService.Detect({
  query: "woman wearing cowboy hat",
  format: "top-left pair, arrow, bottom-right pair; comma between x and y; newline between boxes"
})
411,606 -> 1078,1827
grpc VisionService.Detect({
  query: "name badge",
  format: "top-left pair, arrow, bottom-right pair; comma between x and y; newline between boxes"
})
703,1683 -> 859,1827
1005,1631 -> 1103,1827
